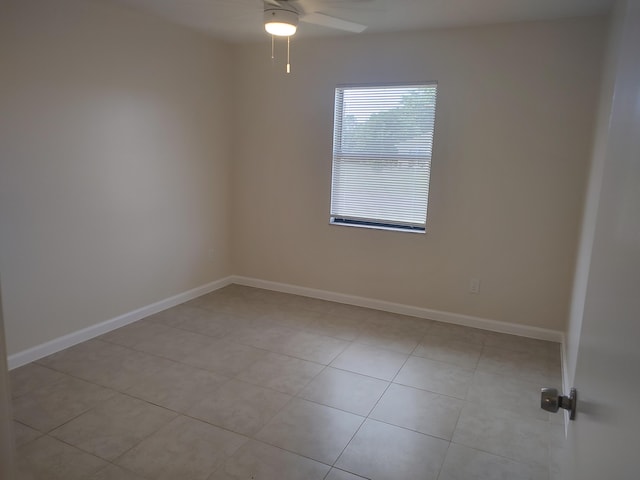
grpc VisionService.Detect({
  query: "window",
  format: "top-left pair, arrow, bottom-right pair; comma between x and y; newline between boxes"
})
330,83 -> 438,233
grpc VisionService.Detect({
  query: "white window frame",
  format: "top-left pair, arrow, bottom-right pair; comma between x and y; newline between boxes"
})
330,82 -> 438,233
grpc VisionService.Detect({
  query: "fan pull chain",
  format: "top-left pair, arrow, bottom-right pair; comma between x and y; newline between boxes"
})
286,36 -> 291,74
271,35 -> 275,61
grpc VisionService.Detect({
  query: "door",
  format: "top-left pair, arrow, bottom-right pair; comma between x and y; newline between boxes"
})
561,1 -> 640,478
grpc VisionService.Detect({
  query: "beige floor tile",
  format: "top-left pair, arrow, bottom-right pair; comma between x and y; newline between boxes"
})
262,307 -> 321,331
98,321 -> 175,348
37,339 -> 170,391
477,347 -> 559,385
125,361 -> 228,412
208,440 -> 330,480
452,403 -> 550,467
188,379 -> 291,436
306,314 -> 365,341
130,327 -> 215,362
116,415 -> 247,480
13,421 -> 42,447
226,324 -> 298,351
335,419 -> 449,480
370,383 -> 463,440
325,468 -> 370,480
355,323 -> 422,354
9,363 -> 66,399
277,331 -> 349,364
285,295 -> 336,314
238,301 -> 289,319
327,303 -> 379,322
16,435 -> 107,480
484,331 -> 560,359
549,468 -> 562,480
204,311 -> 261,330
183,340 -> 269,377
89,464 -> 147,480
366,312 -> 431,334
299,367 -> 389,416
163,309 -> 241,338
203,286 -> 263,302
438,443 -> 550,480
237,352 -> 324,395
426,322 -> 488,345
50,393 -> 176,460
143,304 -> 213,329
204,296 -> 282,319
255,398 -> 364,464
186,291 -> 236,310
466,370 -> 550,421
12,375 -> 116,432
394,356 -> 473,399
181,290 -> 263,315
174,316 -> 237,338
330,343 -> 408,381
413,336 -> 483,370
196,294 -> 281,318
252,289 -> 299,306
548,423 -> 566,474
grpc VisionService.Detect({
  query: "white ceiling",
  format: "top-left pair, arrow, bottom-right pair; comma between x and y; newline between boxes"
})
108,0 -> 613,42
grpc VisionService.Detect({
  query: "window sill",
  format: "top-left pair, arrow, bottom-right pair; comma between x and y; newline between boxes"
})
329,218 -> 425,234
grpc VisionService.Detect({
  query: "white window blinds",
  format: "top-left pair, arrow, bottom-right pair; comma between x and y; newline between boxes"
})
330,83 -> 437,232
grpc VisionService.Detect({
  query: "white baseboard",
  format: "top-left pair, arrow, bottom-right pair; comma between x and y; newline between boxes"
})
8,274 -> 563,370
7,276 -> 233,370
231,275 -> 564,343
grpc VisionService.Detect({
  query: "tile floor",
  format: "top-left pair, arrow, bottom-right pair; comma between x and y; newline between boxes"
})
10,285 -> 564,479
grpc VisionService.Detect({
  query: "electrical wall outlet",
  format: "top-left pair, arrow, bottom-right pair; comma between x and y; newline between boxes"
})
469,278 -> 480,294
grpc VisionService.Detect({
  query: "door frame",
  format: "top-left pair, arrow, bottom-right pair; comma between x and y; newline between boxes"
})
0,283 -> 16,479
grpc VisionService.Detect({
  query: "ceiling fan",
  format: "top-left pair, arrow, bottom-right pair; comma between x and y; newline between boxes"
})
260,0 -> 368,72
263,0 -> 368,37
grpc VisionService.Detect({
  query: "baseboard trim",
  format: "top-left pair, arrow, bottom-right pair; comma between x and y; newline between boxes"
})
8,274 -> 563,369
7,276 -> 233,370
231,275 -> 563,343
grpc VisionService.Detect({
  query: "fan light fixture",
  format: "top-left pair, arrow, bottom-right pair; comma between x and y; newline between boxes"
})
265,8 -> 297,73
264,9 -> 298,36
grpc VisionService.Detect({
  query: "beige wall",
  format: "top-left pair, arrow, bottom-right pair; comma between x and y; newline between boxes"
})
230,18 -> 606,331
0,0 -> 232,355
0,0 -> 608,358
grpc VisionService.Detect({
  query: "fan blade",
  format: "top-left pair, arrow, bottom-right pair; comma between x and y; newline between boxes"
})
300,12 -> 367,32
265,0 -> 300,10
265,0 -> 285,8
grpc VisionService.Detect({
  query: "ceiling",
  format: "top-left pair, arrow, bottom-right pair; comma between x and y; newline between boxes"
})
108,0 -> 613,42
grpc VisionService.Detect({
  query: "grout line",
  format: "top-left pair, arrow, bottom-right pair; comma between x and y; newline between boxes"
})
37,434 -> 111,474
328,345 -> 414,470
445,440 -> 551,471
323,466 -> 371,480
435,441 -> 452,480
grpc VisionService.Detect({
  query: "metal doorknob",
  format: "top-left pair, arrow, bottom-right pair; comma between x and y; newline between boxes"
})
541,387 -> 577,420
